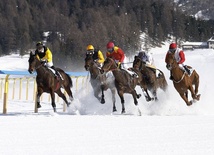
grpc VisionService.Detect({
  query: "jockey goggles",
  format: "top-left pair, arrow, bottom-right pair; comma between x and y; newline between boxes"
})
86,50 -> 94,55
169,48 -> 176,53
107,48 -> 114,52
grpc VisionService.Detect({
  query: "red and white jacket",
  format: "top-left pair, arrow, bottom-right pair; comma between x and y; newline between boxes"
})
165,48 -> 185,64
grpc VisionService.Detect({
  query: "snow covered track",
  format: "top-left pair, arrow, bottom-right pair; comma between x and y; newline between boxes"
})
1,47 -> 214,154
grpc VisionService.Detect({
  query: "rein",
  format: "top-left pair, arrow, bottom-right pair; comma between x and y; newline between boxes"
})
172,71 -> 185,83
35,63 -> 44,70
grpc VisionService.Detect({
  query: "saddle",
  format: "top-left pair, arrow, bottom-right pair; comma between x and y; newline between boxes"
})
48,67 -> 63,80
124,68 -> 138,78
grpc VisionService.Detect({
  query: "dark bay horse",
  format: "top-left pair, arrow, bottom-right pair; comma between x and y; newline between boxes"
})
28,52 -> 74,112
165,53 -> 200,106
101,57 -> 152,114
133,56 -> 168,100
84,56 -> 117,112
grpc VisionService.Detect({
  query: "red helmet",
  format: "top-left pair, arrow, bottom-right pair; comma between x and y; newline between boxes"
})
169,43 -> 177,50
106,42 -> 114,49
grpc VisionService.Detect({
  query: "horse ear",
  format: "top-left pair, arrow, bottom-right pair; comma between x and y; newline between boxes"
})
134,56 -> 137,59
30,51 -> 35,56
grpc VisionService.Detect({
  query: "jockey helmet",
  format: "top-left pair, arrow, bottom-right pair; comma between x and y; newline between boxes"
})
107,42 -> 114,52
169,43 -> 177,52
86,45 -> 94,51
36,42 -> 43,50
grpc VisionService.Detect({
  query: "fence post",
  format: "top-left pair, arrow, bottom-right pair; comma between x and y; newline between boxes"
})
3,74 -> 10,114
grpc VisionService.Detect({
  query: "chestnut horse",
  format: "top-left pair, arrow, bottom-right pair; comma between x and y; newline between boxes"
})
132,56 -> 168,100
101,57 -> 152,114
165,52 -> 200,105
28,52 -> 74,112
84,56 -> 117,112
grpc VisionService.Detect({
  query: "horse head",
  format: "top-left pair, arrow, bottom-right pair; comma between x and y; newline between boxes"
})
101,57 -> 117,74
165,53 -> 177,70
28,51 -> 42,74
133,56 -> 143,70
84,56 -> 94,71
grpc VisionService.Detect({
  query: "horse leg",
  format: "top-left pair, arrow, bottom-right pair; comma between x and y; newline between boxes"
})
36,92 -> 42,108
56,89 -> 71,107
64,86 -> 74,102
100,85 -> 105,104
94,88 -> 101,102
188,85 -> 200,101
50,90 -> 57,112
179,92 -> 192,106
153,89 -> 158,101
142,88 -> 153,102
131,90 -> 138,106
111,88 -> 117,112
194,75 -> 201,100
36,88 -> 43,108
118,90 -> 125,114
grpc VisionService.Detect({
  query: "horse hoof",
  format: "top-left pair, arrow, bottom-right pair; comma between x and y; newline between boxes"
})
137,94 -> 141,99
53,107 -> 57,112
67,102 -> 71,107
101,99 -> 105,104
113,108 -> 117,112
121,110 -> 126,114
187,101 -> 193,106
37,103 -> 41,108
197,94 -> 201,100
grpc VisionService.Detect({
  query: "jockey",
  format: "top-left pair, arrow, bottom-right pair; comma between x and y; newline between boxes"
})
106,41 -> 125,68
165,43 -> 191,80
138,51 -> 160,78
35,42 -> 60,78
106,41 -> 137,77
86,44 -> 105,67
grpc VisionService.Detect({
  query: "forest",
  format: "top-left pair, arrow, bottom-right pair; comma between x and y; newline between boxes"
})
0,0 -> 214,70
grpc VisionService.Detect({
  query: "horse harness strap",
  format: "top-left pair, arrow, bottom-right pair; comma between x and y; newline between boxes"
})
173,72 -> 185,83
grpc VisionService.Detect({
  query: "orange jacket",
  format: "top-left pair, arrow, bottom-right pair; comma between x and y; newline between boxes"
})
106,46 -> 125,63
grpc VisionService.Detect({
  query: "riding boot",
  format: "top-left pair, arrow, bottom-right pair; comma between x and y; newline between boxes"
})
183,65 -> 191,75
51,66 -> 60,79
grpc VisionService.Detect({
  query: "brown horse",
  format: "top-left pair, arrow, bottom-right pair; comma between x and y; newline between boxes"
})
101,57 -> 152,114
133,56 -> 168,100
84,56 -> 117,112
165,52 -> 200,105
28,52 -> 74,112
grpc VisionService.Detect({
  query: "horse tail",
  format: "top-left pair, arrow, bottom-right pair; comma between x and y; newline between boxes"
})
65,73 -> 73,88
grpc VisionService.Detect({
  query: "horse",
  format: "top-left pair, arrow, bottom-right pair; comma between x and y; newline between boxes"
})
28,51 -> 74,112
132,56 -> 168,100
165,52 -> 200,105
101,57 -> 152,114
84,56 -> 117,112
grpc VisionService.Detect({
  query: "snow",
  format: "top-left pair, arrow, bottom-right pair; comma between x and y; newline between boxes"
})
1,44 -> 214,155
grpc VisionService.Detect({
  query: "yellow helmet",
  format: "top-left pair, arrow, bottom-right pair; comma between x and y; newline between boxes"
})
87,45 -> 94,51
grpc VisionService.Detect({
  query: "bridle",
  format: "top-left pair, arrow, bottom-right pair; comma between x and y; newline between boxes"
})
133,57 -> 143,70
103,58 -> 118,72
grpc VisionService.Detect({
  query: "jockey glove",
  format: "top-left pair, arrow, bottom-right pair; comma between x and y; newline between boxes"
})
40,60 -> 47,65
117,62 -> 121,69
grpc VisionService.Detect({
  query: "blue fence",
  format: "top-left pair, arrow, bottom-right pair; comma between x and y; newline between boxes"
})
0,70 -> 88,77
